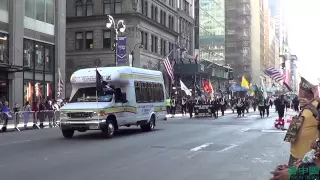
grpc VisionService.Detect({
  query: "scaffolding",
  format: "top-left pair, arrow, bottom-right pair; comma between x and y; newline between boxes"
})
225,0 -> 252,82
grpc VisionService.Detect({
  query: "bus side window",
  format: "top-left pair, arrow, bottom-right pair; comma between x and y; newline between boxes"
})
135,81 -> 141,103
155,83 -> 160,102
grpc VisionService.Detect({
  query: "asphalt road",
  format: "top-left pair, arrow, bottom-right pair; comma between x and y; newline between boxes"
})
0,108 -> 290,180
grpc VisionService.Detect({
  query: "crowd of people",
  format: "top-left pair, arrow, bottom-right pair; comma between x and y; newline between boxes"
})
0,97 -> 67,132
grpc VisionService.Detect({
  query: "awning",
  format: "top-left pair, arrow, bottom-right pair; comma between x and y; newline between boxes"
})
0,63 -> 31,72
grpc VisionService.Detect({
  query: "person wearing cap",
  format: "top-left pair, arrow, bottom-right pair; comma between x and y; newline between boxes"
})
285,77 -> 320,167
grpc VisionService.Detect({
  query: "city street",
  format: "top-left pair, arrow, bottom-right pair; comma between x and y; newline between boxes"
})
0,108 -> 290,180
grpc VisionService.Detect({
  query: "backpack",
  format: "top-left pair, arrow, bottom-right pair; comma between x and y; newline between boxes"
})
284,103 -> 318,144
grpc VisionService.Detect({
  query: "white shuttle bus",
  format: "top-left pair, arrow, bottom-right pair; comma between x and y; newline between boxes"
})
59,66 -> 167,138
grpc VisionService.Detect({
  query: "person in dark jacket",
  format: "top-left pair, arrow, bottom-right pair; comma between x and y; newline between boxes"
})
277,95 -> 286,121
186,99 -> 194,118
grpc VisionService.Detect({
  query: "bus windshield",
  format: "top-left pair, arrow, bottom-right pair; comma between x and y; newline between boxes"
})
70,87 -> 113,102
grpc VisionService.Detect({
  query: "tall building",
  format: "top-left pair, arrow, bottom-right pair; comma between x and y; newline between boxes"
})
65,0 -> 195,95
198,0 -> 225,65
225,0 -> 251,82
250,0 -> 264,85
263,0 -> 269,68
0,0 -> 66,107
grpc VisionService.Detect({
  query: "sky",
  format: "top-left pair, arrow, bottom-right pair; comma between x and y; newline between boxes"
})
287,0 -> 320,84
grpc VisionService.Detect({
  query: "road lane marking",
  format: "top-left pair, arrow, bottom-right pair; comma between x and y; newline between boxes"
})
0,140 -> 31,146
261,129 -> 286,133
190,143 -> 213,152
241,128 -> 250,132
218,144 -> 238,152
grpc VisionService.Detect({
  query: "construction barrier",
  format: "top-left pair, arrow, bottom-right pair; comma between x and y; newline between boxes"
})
0,110 -> 60,132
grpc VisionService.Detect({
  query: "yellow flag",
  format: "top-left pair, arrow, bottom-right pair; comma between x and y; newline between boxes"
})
209,81 -> 214,101
241,76 -> 250,89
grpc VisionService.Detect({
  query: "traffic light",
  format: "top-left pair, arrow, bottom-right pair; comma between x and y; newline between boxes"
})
281,62 -> 286,70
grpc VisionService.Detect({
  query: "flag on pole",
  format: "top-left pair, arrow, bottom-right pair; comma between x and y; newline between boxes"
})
180,80 -> 191,96
57,67 -> 64,99
241,76 -> 250,89
264,67 -> 283,82
209,81 -> 215,100
163,55 -> 174,84
202,80 -> 211,94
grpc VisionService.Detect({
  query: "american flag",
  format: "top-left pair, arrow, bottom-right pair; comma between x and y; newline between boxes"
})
264,67 -> 283,82
57,67 -> 64,99
163,56 -> 174,84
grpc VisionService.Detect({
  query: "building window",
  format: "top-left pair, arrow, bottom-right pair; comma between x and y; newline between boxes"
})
168,15 -> 174,30
151,35 -> 158,53
141,0 -> 148,16
169,0 -> 173,7
23,39 -> 35,68
160,39 -> 166,56
35,0 -> 45,21
160,10 -> 166,26
141,31 -> 148,50
24,81 -> 34,104
0,33 -> 8,64
75,0 -> 83,16
169,42 -> 174,53
34,82 -> 44,100
0,0 -> 7,11
85,0 -> 93,16
103,0 -> 111,14
85,31 -> 93,49
103,31 -> 111,49
151,5 -> 158,21
115,0 -> 122,13
25,0 -> 35,18
75,32 -> 83,50
45,82 -> 53,99
45,0 -> 54,24
45,45 -> 54,72
35,43 -> 44,71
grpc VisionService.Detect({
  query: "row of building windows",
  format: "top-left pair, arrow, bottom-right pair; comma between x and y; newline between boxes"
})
74,30 -> 172,56
25,0 -> 55,25
75,31 -> 112,50
134,82 -> 164,103
141,0 -> 175,31
23,39 -> 54,72
75,0 -> 122,17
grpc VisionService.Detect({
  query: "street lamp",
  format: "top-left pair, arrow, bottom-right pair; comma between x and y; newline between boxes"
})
105,15 -> 126,66
127,43 -> 144,67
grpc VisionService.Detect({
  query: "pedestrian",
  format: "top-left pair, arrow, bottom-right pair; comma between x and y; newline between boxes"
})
38,99 -> 47,128
46,100 -> 54,128
1,101 -> 11,132
181,97 -> 187,116
258,98 -> 265,118
265,96 -> 271,117
32,101 -> 39,128
220,97 -> 226,116
23,101 -> 31,129
13,103 -> 20,129
166,97 -> 171,114
284,77 -> 319,166
277,95 -> 286,123
170,96 -> 176,118
236,98 -> 243,117
187,99 -> 194,118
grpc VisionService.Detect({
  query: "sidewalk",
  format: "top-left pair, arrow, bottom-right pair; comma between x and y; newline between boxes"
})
0,121 -> 57,132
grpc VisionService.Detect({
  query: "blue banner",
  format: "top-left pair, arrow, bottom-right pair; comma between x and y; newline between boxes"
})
117,37 -> 127,64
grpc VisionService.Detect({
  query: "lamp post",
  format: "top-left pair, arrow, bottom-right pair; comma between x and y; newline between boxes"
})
127,43 -> 144,67
105,15 -> 126,67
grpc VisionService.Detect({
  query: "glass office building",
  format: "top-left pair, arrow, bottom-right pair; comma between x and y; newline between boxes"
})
0,0 -> 65,107
199,0 -> 225,64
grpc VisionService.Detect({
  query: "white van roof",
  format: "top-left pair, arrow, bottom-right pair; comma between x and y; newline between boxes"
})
70,66 -> 164,84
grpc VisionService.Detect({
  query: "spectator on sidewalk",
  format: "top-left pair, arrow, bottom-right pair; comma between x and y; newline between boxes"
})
46,100 -> 54,128
23,101 -> 31,129
166,97 -> 171,114
284,77 -> 320,166
38,99 -> 47,129
13,103 -> 20,129
1,101 -> 11,132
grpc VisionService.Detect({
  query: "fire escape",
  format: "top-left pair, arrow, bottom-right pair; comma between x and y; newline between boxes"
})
225,0 -> 251,81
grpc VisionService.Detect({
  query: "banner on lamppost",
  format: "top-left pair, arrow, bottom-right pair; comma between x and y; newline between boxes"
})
117,37 -> 127,64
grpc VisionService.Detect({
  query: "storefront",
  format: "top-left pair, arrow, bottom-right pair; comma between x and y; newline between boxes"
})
0,32 -> 9,101
23,38 -> 55,104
